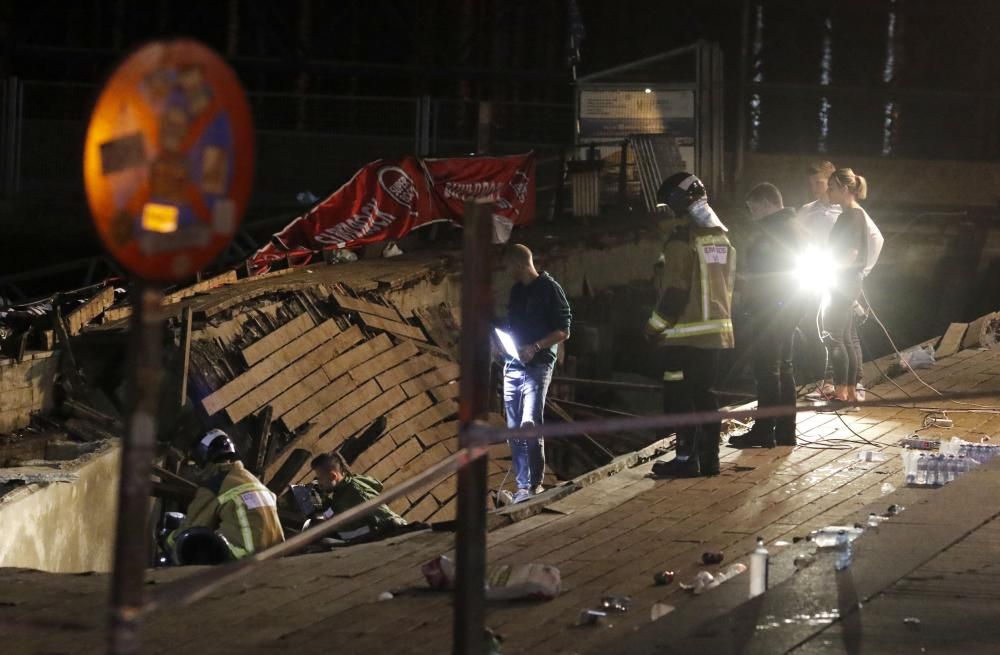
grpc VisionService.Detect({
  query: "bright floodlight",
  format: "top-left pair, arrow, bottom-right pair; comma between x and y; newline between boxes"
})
494,328 -> 521,362
795,247 -> 835,295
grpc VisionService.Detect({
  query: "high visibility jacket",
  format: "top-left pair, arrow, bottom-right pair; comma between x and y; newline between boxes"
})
646,224 -> 736,349
169,461 -> 285,559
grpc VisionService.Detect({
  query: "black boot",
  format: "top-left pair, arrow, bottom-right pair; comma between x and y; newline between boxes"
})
699,452 -> 720,476
728,425 -> 776,449
774,417 -> 797,446
652,456 -> 702,478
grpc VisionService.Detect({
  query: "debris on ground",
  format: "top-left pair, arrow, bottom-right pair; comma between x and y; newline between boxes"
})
701,550 -> 724,565
650,603 -> 675,622
422,555 -> 562,600
653,570 -> 674,586
599,595 -> 631,612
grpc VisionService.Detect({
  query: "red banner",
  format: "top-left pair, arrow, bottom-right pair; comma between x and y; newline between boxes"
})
248,153 -> 535,274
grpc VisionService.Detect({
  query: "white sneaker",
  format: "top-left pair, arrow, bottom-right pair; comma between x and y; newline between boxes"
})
533,485 -> 545,495
512,488 -> 532,504
856,384 -> 866,402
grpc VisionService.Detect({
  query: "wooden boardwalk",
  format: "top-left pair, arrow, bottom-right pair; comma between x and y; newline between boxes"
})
2,346 -> 999,655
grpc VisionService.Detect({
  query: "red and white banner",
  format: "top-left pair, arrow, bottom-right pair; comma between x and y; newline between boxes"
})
248,153 -> 535,274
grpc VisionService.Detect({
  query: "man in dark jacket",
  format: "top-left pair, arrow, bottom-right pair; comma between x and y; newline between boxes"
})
502,244 -> 571,503
309,452 -> 407,541
730,183 -> 808,448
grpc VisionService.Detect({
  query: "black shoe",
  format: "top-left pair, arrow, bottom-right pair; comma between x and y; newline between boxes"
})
728,429 -> 775,449
652,457 -> 702,478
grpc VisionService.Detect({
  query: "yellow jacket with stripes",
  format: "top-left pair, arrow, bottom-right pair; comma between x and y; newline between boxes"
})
646,224 -> 736,349
170,461 -> 285,559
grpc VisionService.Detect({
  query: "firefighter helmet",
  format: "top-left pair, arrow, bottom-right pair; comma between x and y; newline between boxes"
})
656,172 -> 707,217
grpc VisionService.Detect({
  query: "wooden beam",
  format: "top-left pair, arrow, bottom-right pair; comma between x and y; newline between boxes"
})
358,313 -> 428,342
178,307 -> 193,407
330,291 -> 401,321
241,312 -> 316,366
65,286 -> 115,335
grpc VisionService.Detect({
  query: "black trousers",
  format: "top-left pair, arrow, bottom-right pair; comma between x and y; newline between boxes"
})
825,281 -> 863,387
750,308 -> 800,441
661,346 -> 720,460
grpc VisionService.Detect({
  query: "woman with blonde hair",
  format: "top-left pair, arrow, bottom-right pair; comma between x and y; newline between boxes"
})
824,168 -> 868,403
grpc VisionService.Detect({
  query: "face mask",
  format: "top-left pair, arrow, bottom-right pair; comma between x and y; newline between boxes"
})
688,199 -> 728,231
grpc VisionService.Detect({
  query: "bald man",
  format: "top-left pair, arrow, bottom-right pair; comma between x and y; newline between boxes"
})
501,244 -> 572,503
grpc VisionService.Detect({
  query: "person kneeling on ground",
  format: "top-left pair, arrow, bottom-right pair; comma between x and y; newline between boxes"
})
309,452 -> 413,542
167,429 -> 285,565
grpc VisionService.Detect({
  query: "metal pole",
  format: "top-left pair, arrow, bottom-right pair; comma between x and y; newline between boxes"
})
108,283 -> 164,655
453,199 -> 492,655
734,0 -> 750,194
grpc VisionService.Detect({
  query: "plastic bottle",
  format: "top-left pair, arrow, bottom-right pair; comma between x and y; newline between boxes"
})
928,455 -> 941,486
867,513 -> 880,528
958,455 -> 970,477
915,454 -> 928,486
834,530 -> 853,571
749,537 -> 769,598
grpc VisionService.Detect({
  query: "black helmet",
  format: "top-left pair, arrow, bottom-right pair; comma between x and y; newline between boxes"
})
172,527 -> 234,565
656,172 -> 707,217
192,429 -> 238,467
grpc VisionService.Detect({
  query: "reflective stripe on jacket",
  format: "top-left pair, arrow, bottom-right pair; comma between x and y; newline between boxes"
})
169,461 -> 285,559
646,226 -> 736,349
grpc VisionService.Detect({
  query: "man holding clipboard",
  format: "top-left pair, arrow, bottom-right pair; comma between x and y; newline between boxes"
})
497,244 -> 572,504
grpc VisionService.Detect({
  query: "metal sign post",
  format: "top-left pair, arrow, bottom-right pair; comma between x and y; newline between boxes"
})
453,199 -> 492,654
108,284 -> 163,654
82,39 -> 253,655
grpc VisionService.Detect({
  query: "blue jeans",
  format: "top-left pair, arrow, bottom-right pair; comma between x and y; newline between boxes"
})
503,361 -> 553,490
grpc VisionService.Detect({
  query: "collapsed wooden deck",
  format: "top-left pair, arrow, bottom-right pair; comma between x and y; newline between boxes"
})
3,343 -> 998,654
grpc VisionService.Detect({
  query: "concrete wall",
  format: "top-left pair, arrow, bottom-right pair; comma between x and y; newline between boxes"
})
0,351 -> 59,433
385,226 -> 664,316
0,443 -> 120,573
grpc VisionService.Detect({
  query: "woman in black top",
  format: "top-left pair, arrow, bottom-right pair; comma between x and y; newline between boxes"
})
825,169 -> 868,402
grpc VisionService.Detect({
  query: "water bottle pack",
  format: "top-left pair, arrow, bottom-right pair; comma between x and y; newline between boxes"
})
903,450 -> 978,487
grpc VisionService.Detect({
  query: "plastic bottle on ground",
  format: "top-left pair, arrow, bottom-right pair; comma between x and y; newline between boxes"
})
749,537 -> 769,598
915,454 -> 928,486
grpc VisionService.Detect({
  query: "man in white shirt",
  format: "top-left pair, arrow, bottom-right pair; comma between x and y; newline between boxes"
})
797,161 -> 883,399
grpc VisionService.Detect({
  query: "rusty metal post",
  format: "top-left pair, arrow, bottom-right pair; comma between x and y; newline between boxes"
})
453,199 -> 492,654
108,284 -> 164,654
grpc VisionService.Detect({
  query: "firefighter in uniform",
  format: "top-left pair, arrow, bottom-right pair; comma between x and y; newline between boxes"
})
167,429 -> 285,564
647,173 -> 736,478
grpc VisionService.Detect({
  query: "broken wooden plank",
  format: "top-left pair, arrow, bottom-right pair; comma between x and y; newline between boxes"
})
429,496 -> 458,522
163,270 -> 238,305
269,368 -> 331,419
367,436 -> 423,481
321,333 -> 393,383
330,291 -> 401,322
202,320 -> 342,416
347,340 -> 420,385
384,394 -> 434,433
241,312 -> 315,366
403,494 -> 439,523
415,420 -> 460,449
102,306 -> 133,324
413,305 -> 460,356
251,406 -> 274,477
936,322 -> 969,359
224,324 -> 364,423
264,379 -> 382,479
429,381 -> 460,401
358,313 -> 428,342
400,363 -> 460,397
385,400 -> 459,446
289,386 -> 410,482
66,286 -> 115,335
278,374 -> 357,432
266,448 -> 312,493
374,353 -> 440,391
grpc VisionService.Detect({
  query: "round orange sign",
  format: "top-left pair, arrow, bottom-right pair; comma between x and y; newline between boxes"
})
83,39 -> 254,282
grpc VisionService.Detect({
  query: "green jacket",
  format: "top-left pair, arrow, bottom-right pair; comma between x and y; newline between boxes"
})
316,474 -> 406,540
168,461 -> 285,559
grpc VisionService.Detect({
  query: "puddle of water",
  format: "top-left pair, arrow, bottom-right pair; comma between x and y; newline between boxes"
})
756,609 -> 841,631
